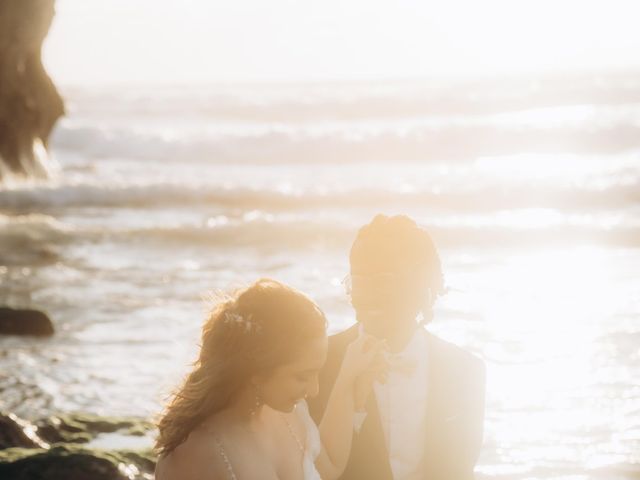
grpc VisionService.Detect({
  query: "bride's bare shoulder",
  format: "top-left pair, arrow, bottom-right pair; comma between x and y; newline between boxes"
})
155,428 -> 228,480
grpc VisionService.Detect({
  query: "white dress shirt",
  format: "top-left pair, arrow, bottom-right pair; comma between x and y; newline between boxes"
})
354,325 -> 429,480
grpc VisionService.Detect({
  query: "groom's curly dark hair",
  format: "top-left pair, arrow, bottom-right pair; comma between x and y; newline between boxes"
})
350,213 -> 445,296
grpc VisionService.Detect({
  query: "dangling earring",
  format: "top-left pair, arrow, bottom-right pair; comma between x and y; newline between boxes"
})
249,382 -> 263,417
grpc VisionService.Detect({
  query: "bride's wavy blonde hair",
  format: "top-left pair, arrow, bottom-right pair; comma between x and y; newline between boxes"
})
155,278 -> 327,456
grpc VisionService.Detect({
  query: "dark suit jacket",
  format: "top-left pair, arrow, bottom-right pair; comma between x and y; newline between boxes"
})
308,324 -> 486,480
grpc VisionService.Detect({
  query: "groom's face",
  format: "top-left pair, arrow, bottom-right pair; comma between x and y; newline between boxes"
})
349,267 -> 426,339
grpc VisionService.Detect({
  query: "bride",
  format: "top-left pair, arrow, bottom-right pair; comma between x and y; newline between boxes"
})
155,278 -> 386,480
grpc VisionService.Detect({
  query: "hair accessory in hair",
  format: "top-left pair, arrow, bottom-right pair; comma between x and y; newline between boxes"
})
224,311 -> 261,334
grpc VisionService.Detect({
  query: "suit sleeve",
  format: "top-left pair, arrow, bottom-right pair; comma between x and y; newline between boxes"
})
455,355 -> 487,479
468,358 -> 486,473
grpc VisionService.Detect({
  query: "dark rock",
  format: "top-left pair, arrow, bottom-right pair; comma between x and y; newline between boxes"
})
34,421 -> 92,445
0,446 -> 144,480
0,307 -> 54,336
0,0 -> 64,182
35,414 -> 154,445
0,413 -> 156,479
0,413 -> 49,450
118,449 -> 156,474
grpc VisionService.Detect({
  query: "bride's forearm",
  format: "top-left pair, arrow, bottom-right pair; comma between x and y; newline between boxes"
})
317,369 -> 355,479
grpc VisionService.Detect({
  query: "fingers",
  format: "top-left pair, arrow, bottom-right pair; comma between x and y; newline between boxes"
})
352,332 -> 374,352
355,332 -> 388,355
367,358 -> 389,384
343,334 -> 389,384
353,369 -> 378,409
357,351 -> 389,385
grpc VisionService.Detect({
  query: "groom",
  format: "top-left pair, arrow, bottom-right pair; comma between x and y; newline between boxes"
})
308,214 -> 486,480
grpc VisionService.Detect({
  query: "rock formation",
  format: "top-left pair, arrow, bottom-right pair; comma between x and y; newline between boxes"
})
0,0 -> 64,183
0,307 -> 55,336
0,412 -> 156,480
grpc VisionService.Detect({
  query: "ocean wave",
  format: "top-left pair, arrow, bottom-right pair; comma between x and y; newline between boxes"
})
118,222 -> 640,249
1,180 -> 638,212
50,120 -> 640,165
61,72 -> 640,122
0,214 -> 76,243
0,214 -> 69,265
2,213 -> 639,252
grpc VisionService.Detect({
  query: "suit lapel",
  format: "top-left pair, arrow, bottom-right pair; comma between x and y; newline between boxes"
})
339,324 -> 394,480
422,331 -> 447,477
346,385 -> 394,480
360,385 -> 388,456
343,324 -> 388,455
423,333 -> 455,479
424,331 -> 441,431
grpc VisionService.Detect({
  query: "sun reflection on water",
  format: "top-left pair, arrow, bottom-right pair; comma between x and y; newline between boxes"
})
438,245 -> 640,477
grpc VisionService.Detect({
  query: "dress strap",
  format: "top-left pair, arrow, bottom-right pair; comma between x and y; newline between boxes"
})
282,414 -> 305,453
215,437 -> 238,480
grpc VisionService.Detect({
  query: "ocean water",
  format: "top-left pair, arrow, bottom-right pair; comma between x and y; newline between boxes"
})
1,73 -> 639,479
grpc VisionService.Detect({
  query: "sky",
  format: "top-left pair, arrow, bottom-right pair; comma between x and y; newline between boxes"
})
43,0 -> 640,86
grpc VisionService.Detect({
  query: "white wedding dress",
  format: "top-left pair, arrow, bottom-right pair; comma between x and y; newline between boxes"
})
296,400 -> 323,480
215,399 -> 322,480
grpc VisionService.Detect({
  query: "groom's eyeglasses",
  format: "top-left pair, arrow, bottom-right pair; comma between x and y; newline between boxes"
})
342,268 -> 426,298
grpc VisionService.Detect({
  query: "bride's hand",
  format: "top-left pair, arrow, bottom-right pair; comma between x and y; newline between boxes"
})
339,333 -> 388,407
353,351 -> 388,411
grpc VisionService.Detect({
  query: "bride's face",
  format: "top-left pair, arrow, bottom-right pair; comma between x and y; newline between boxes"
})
257,335 -> 328,412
